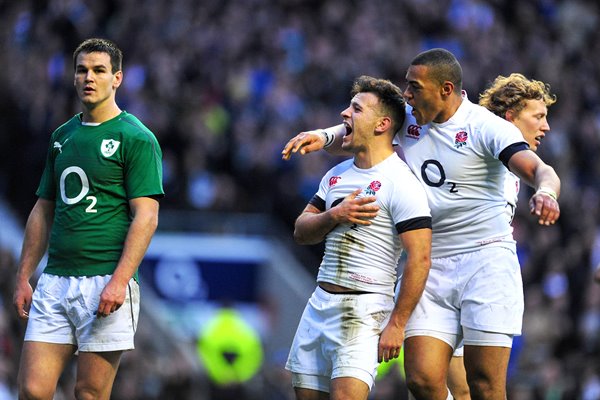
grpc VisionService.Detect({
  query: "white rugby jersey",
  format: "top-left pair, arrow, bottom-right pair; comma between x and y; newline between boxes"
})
312,153 -> 431,296
397,95 -> 528,258
504,171 -> 520,224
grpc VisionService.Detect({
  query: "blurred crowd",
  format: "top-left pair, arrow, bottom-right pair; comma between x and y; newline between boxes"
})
1,0 -> 600,398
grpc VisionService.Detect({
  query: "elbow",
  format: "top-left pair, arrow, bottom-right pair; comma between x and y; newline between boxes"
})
293,228 -> 321,245
417,254 -> 432,272
293,229 -> 310,245
143,212 -> 159,235
150,215 -> 159,232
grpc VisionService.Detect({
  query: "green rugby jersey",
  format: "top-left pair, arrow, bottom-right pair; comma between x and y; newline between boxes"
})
37,111 -> 164,277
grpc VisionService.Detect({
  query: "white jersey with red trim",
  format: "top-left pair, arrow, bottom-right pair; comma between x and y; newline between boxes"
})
314,153 -> 431,296
397,95 -> 526,258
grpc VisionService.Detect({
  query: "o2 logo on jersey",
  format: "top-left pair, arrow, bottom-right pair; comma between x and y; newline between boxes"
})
365,180 -> 381,196
60,166 -> 98,213
454,131 -> 468,148
329,176 -> 341,187
406,124 -> 421,139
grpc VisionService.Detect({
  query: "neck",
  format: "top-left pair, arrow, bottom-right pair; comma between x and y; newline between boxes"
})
353,144 -> 394,169
434,92 -> 463,123
81,101 -> 122,124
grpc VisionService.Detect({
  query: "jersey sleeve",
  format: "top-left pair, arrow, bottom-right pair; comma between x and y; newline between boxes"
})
388,168 -> 432,234
123,130 -> 165,199
481,115 -> 527,160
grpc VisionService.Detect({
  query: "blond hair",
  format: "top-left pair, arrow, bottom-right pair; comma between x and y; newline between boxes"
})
479,73 -> 556,117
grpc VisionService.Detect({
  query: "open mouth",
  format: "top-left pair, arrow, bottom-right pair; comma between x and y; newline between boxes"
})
343,122 -> 352,136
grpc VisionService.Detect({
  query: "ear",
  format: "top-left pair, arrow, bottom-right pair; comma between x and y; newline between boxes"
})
113,70 -> 123,89
375,116 -> 392,134
505,109 -> 516,122
441,81 -> 454,97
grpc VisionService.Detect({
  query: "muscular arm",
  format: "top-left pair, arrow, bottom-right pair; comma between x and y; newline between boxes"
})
281,124 -> 348,159
96,196 -> 159,317
293,189 -> 379,245
13,198 -> 55,319
378,227 -> 432,363
508,150 -> 561,225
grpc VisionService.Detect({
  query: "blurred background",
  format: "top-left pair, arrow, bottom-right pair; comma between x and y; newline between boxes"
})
0,0 -> 599,399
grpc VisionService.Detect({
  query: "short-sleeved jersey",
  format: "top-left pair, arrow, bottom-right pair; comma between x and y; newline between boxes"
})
396,95 -> 527,258
37,111 -> 164,277
312,153 -> 431,296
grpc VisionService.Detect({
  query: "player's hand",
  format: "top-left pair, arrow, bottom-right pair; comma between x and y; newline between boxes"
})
529,191 -> 560,225
281,129 -> 325,160
330,189 -> 379,226
96,279 -> 126,318
13,280 -> 33,320
378,321 -> 404,363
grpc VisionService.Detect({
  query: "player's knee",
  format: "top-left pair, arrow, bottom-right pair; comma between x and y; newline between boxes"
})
449,382 -> 471,400
405,370 -> 446,399
74,383 -> 109,400
466,375 -> 503,399
18,380 -> 55,400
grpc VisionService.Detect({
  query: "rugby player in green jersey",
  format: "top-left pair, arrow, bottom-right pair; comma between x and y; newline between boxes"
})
13,38 -> 164,400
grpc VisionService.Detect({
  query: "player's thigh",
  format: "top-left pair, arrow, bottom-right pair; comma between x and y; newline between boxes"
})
463,345 -> 510,388
330,377 -> 369,400
403,335 -> 453,385
18,341 -> 76,398
75,350 -> 123,400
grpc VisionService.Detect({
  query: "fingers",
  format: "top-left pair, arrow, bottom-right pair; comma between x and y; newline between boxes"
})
529,192 -> 560,225
14,304 -> 29,320
339,193 -> 379,226
95,303 -> 123,318
281,131 -> 325,160
13,294 -> 30,320
378,345 -> 402,363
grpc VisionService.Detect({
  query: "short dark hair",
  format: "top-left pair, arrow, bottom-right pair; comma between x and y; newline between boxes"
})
411,48 -> 462,91
73,38 -> 122,73
351,75 -> 406,133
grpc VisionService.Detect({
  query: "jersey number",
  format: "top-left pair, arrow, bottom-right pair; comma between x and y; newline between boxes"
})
421,159 -> 458,193
59,166 -> 98,213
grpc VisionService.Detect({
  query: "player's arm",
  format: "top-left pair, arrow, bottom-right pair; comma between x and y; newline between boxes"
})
281,124 -> 347,160
13,198 -> 55,319
378,226 -> 432,362
293,189 -> 379,245
507,150 -> 561,225
96,196 -> 159,317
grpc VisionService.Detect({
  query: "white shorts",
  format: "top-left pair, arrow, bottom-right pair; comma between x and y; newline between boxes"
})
285,286 -> 394,392
453,344 -> 464,357
405,246 -> 523,344
25,273 -> 140,352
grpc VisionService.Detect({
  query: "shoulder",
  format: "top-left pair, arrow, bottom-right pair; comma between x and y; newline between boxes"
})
52,114 -> 82,137
380,155 -> 422,189
116,112 -> 159,142
327,158 -> 354,176
463,101 -> 522,139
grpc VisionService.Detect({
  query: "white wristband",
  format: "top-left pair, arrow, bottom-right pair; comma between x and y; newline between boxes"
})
321,129 -> 335,148
536,186 -> 558,201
